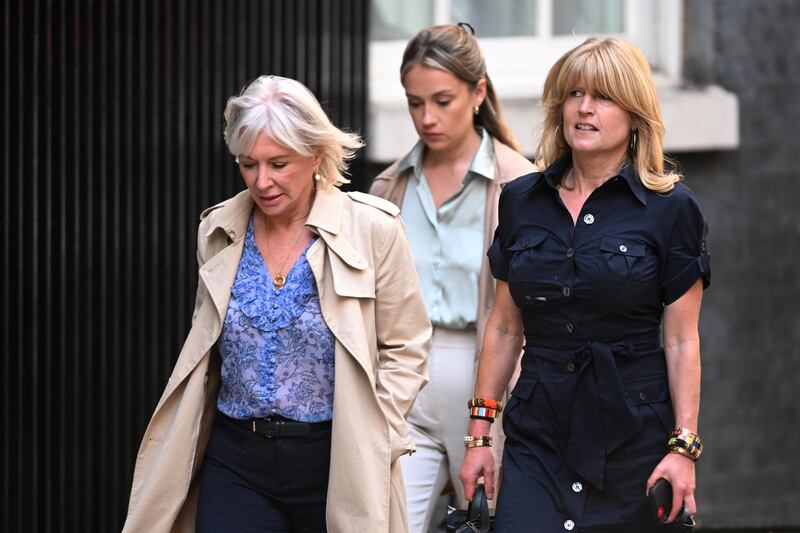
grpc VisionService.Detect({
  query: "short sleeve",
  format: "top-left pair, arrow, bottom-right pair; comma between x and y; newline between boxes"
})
661,188 -> 711,305
487,186 -> 513,281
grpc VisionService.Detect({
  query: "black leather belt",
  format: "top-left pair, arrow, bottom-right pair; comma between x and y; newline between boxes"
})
221,412 -> 332,438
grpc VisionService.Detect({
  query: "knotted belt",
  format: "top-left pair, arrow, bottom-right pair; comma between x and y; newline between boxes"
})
523,337 -> 665,491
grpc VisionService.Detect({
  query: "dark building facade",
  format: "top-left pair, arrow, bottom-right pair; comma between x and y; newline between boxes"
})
2,0 -> 799,531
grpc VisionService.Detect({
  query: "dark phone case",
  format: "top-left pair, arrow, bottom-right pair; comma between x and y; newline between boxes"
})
648,478 -> 694,528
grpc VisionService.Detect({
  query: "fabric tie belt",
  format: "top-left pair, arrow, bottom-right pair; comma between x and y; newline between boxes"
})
524,337 -> 665,491
221,412 -> 332,438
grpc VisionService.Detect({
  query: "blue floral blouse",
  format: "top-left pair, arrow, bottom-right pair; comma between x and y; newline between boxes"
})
216,218 -> 336,422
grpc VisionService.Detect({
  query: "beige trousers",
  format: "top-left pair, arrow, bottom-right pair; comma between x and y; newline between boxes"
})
401,327 -> 477,533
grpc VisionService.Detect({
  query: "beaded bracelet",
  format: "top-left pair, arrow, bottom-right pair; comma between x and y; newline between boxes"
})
464,435 -> 493,449
667,427 -> 703,461
467,398 -> 504,412
468,398 -> 503,421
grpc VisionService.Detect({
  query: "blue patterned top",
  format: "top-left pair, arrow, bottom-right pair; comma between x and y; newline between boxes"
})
217,218 -> 336,422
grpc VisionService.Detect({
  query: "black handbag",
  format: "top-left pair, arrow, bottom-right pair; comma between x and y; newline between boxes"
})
446,484 -> 495,533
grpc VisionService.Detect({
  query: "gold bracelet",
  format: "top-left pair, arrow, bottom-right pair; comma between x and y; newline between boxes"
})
464,435 -> 493,448
669,445 -> 698,462
668,427 -> 703,461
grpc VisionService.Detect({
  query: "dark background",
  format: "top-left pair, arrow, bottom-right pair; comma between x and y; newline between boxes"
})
2,0 -> 799,531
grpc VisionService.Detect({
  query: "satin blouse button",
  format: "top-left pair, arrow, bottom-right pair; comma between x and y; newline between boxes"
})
583,213 -> 595,224
564,520 -> 575,530
572,482 -> 583,493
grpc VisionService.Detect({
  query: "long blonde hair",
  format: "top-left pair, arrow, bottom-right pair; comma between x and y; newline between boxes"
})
401,24 -> 520,152
536,37 -> 680,192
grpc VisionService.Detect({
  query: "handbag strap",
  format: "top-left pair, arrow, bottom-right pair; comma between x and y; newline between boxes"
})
465,484 -> 490,533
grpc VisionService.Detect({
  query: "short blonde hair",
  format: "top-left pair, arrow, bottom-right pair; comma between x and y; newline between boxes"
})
536,37 -> 680,192
223,75 -> 364,189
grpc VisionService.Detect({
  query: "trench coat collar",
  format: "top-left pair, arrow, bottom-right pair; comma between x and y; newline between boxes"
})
305,186 -> 368,271
203,189 -> 253,241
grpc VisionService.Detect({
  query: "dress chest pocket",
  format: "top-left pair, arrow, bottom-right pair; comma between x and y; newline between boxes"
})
594,236 -> 656,287
507,228 -> 559,283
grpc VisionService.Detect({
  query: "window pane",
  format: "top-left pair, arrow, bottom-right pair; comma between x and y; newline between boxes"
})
451,0 -> 537,37
371,0 -> 434,41
553,0 -> 624,35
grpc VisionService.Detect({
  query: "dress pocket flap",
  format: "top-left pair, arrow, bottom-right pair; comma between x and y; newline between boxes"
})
507,229 -> 549,251
599,237 -> 645,257
626,376 -> 669,405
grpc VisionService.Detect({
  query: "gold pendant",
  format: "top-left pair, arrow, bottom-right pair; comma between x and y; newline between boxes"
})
272,274 -> 286,288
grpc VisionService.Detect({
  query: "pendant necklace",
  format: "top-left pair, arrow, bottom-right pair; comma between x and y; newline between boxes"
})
265,225 -> 307,288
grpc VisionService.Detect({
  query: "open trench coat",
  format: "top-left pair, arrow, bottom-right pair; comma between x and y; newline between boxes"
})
123,186 -> 432,533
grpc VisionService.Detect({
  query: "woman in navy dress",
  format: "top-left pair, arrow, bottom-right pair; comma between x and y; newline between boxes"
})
459,37 -> 710,532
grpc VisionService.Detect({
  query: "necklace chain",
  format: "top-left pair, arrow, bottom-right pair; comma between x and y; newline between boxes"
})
263,224 -> 307,288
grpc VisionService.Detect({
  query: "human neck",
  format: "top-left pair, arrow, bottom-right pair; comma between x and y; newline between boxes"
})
424,128 -> 482,167
257,199 -> 313,233
567,152 -> 627,195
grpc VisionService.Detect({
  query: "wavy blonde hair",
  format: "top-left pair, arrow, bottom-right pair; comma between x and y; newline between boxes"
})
223,75 -> 364,189
536,37 -> 680,192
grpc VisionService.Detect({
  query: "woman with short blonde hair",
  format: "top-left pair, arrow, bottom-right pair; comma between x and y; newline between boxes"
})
124,75 -> 431,533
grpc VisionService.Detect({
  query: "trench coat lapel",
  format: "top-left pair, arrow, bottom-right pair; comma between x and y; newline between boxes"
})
158,192 -> 251,406
305,188 -> 376,383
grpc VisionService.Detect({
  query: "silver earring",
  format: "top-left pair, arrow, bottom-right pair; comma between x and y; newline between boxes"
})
473,106 -> 480,115
314,173 -> 321,182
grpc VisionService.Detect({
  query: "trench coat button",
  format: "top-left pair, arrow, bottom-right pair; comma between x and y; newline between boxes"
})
572,482 -> 583,493
566,362 -> 576,373
639,391 -> 647,401
619,244 -> 628,253
566,321 -> 575,333
564,519 -> 575,530
583,213 -> 595,225
566,247 -> 575,258
562,286 -> 571,297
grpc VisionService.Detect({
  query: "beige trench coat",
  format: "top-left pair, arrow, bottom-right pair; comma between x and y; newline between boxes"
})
369,138 -> 535,486
123,186 -> 432,533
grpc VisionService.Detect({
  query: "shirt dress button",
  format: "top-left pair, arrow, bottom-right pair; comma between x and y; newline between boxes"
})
562,286 -> 571,297
564,519 -> 575,530
583,213 -> 595,224
566,321 -> 575,333
639,391 -> 647,401
619,244 -> 628,253
566,362 -> 576,373
566,247 -> 575,258
572,482 -> 583,493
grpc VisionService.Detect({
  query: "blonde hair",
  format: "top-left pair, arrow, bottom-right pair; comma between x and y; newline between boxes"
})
536,37 -> 680,192
223,75 -> 364,189
400,24 -> 520,152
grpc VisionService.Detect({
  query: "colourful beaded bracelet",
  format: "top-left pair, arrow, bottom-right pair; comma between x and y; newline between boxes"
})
667,427 -> 703,461
467,398 -> 504,412
469,406 -> 499,421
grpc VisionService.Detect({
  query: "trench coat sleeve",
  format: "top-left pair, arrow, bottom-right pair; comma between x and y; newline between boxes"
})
373,216 -> 431,460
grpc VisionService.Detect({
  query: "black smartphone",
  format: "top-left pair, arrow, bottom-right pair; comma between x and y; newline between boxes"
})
648,478 -> 695,528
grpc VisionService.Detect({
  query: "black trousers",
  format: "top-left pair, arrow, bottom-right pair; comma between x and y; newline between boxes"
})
196,413 -> 332,533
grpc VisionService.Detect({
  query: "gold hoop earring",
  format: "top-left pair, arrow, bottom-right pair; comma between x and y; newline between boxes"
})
629,130 -> 638,153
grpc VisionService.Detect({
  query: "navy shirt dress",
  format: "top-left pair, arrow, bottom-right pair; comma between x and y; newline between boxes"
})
489,156 -> 710,533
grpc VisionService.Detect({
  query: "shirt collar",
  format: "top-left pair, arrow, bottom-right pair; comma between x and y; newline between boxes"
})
395,127 -> 496,181
541,154 -> 648,205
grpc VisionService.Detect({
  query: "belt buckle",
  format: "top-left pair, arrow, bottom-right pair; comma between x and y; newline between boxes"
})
252,417 -> 279,438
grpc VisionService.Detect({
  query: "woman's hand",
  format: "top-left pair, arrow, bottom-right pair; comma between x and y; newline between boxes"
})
459,446 -> 496,501
646,452 -> 696,523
